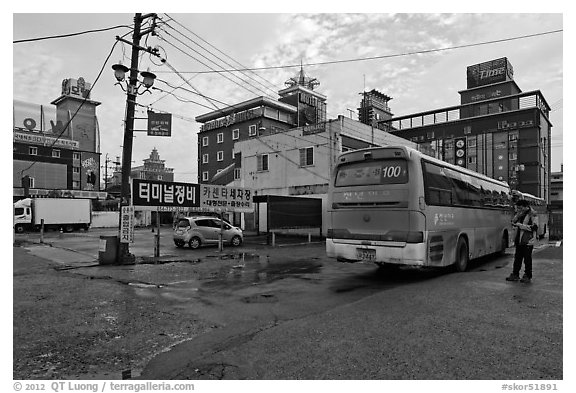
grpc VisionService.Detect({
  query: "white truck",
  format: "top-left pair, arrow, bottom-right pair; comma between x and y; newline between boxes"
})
13,198 -> 92,233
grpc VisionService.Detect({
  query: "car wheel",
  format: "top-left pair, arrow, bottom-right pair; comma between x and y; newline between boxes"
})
454,237 -> 469,272
174,239 -> 185,248
189,237 -> 201,249
230,235 -> 242,247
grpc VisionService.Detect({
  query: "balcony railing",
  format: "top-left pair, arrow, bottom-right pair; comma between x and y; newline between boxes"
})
381,91 -> 550,132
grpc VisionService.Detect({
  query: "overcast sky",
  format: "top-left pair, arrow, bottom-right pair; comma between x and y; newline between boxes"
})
11,11 -> 564,183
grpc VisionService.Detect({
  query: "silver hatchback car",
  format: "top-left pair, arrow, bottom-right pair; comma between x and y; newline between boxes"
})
173,216 -> 243,249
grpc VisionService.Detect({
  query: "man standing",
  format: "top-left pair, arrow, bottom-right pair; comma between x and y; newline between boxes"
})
506,199 -> 539,283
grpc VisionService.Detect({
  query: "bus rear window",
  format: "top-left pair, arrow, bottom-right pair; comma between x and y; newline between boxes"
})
335,159 -> 408,186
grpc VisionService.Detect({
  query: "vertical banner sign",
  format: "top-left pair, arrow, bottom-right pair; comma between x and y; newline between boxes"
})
200,185 -> 253,212
120,206 -> 135,243
455,138 -> 467,168
147,111 -> 172,137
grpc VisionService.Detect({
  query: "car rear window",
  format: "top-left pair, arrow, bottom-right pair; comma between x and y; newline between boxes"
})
176,219 -> 191,228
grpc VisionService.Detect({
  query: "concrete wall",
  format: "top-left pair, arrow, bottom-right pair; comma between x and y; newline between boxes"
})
91,210 -> 152,228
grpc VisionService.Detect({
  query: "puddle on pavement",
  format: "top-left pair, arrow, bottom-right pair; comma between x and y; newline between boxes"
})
121,253 -> 323,302
200,253 -> 323,288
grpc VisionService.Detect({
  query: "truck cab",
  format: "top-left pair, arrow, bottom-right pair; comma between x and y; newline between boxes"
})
13,198 -> 32,233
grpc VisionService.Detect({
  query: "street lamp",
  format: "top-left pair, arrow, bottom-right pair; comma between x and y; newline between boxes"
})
111,63 -> 156,94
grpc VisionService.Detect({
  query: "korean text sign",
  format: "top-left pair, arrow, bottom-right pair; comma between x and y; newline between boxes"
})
132,179 -> 200,208
120,206 -> 134,243
200,185 -> 253,212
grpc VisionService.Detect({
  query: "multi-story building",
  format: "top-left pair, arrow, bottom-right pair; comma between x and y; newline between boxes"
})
13,77 -> 105,201
109,147 -> 174,186
550,168 -> 563,205
381,58 -> 552,202
195,67 -> 329,186
358,88 -> 394,128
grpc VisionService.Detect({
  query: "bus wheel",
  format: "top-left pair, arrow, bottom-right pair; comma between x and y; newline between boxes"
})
454,237 -> 469,272
498,232 -> 509,255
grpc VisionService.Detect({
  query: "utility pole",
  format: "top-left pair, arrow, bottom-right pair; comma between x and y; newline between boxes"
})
117,13 -> 158,264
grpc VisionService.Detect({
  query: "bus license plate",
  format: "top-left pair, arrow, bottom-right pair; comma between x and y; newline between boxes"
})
356,248 -> 376,261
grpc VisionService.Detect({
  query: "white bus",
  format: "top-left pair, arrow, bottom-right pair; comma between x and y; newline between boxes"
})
326,146 -> 513,271
511,190 -> 548,239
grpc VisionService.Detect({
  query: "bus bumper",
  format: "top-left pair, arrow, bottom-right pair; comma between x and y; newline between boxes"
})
326,239 -> 426,266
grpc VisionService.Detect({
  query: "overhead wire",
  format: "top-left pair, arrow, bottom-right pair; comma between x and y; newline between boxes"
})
155,28 -> 270,100
152,29 -> 563,74
162,13 -> 280,98
19,36 -> 127,176
13,24 -> 133,44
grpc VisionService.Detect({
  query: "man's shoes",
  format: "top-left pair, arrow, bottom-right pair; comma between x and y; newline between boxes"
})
520,275 -> 532,283
506,274 -> 520,281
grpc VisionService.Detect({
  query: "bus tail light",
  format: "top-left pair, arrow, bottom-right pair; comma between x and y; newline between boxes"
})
385,231 -> 424,243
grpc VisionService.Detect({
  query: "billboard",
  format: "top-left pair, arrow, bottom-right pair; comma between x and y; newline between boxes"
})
132,179 -> 200,209
199,185 -> 253,212
466,58 -> 514,89
81,152 -> 100,191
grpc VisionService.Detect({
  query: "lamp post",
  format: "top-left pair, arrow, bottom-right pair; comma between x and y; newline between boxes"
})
112,13 -> 158,264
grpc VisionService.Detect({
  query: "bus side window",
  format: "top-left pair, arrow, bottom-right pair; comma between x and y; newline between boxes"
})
423,162 -> 453,206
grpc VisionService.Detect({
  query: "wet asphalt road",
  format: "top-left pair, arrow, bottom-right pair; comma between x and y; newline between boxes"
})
13,228 -> 563,380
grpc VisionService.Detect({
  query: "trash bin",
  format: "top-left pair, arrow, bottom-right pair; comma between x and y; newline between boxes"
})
99,235 -> 119,265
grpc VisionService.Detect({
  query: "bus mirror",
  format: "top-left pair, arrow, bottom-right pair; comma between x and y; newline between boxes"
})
419,196 -> 426,210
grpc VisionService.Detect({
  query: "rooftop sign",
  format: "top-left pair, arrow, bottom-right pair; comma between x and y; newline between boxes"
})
466,58 -> 514,89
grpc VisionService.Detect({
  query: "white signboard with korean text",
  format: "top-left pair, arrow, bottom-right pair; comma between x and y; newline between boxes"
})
199,185 -> 253,212
120,206 -> 135,243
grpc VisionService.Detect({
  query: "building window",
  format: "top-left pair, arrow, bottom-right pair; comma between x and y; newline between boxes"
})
29,147 -> 37,155
202,171 -> 209,181
72,180 -> 80,189
234,168 -> 241,180
249,124 -> 257,136
28,177 -> 35,188
73,152 -> 80,160
140,172 -> 146,179
158,175 -> 163,181
468,156 -> 477,164
202,136 -> 209,146
217,151 -> 224,161
202,154 -> 209,164
52,149 -> 60,158
73,167 -> 80,174
217,133 -> 224,143
509,152 -> 517,161
257,154 -> 269,171
299,147 -> 314,167
232,129 -> 240,140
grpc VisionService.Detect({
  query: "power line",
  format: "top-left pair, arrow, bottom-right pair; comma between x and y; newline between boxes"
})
19,38 -> 124,177
13,25 -> 132,44
153,29 -> 563,74
162,13 -> 280,97
156,29 -> 269,99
